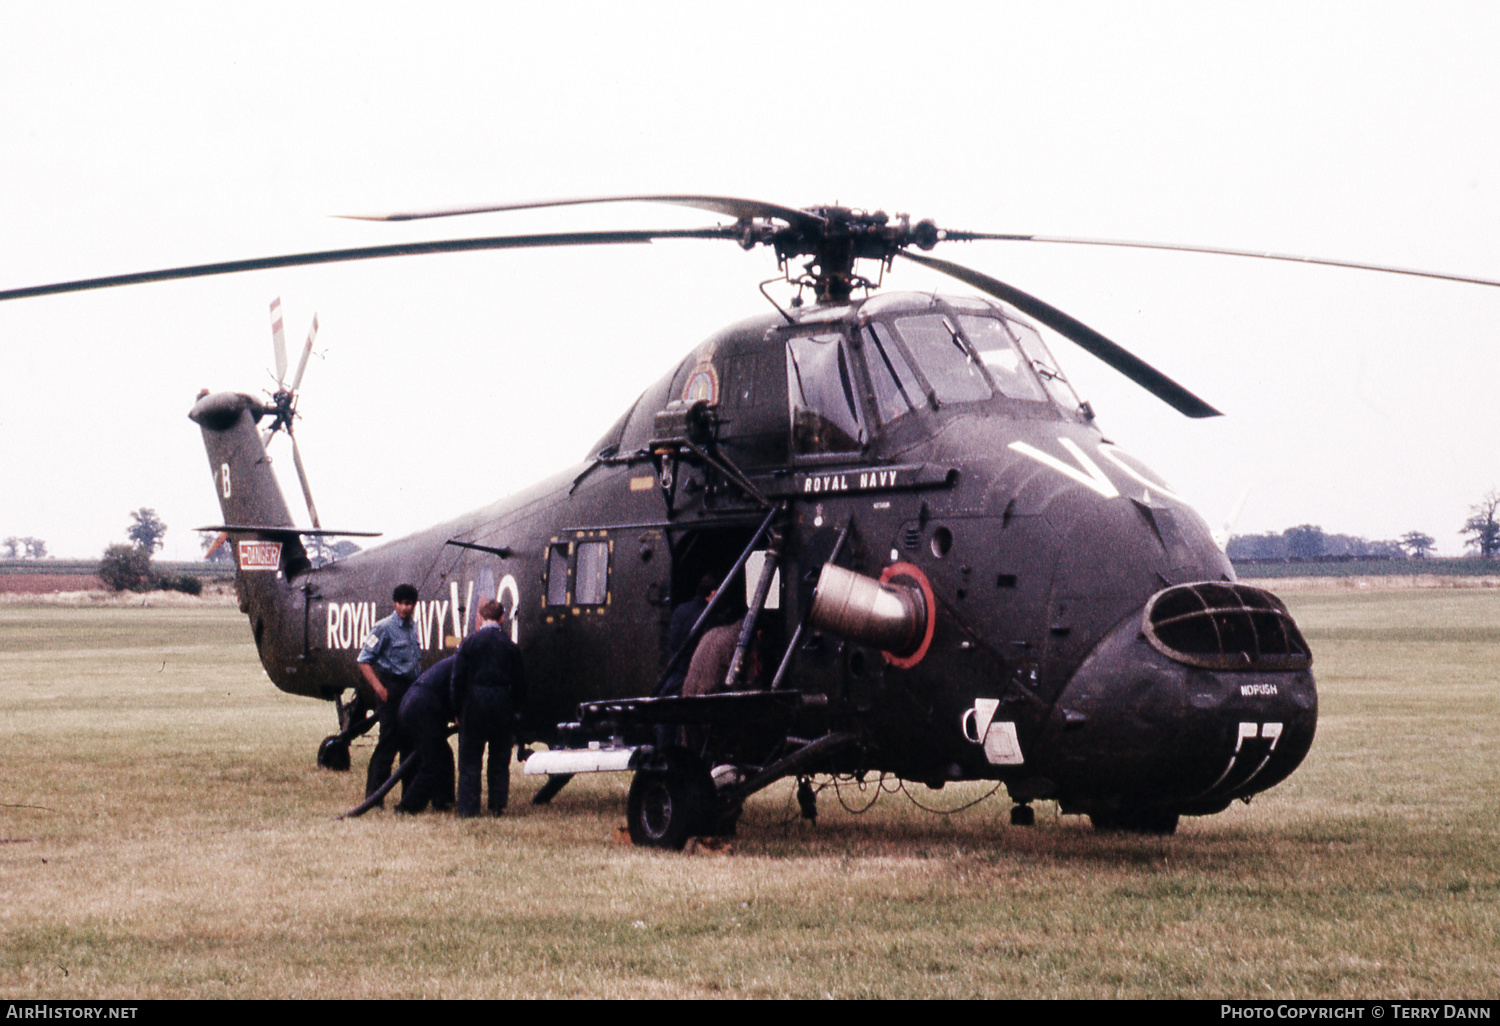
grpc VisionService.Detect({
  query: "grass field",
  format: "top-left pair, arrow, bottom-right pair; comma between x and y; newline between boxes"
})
1233,556 -> 1500,579
0,593 -> 1497,999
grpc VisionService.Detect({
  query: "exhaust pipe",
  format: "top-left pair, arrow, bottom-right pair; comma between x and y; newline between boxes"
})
809,563 -> 927,657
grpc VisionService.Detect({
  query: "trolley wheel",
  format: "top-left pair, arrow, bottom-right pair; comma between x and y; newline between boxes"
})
626,749 -> 714,849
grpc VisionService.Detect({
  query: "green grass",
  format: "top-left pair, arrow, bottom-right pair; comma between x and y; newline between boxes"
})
0,596 -> 1497,998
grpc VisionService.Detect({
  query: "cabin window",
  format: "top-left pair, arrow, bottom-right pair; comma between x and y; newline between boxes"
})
1008,320 -> 1083,412
575,540 -> 610,605
786,332 -> 868,455
546,543 -> 571,606
864,323 -> 925,423
957,316 -> 1047,401
890,314 -> 992,404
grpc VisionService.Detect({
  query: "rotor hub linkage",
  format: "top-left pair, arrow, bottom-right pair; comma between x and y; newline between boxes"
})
267,388 -> 297,433
739,207 -> 940,303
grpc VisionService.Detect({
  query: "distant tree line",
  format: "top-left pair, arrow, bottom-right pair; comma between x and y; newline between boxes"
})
1227,525 -> 1405,561
1229,488 -> 1500,561
2,537 -> 47,559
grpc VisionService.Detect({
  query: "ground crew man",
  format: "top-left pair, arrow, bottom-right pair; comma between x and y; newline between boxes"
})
682,617 -> 752,697
451,599 -> 526,817
657,574 -> 716,697
357,583 -> 422,804
396,654 -> 457,814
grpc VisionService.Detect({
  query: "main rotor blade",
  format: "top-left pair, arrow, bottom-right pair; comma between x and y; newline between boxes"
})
269,297 -> 288,384
900,251 -> 1222,419
944,231 -> 1500,290
288,428 -> 321,530
0,227 -> 737,303
289,313 -> 317,392
337,194 -> 823,230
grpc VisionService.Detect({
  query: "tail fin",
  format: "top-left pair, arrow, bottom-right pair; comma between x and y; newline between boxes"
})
189,391 -> 297,530
189,391 -> 311,685
188,390 -> 310,581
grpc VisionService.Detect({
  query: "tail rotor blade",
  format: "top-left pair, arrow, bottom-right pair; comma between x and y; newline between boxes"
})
899,251 -> 1222,419
270,297 -> 288,385
289,313 -> 318,392
288,428 -> 322,529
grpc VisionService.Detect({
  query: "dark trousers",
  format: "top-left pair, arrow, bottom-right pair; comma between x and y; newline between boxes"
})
396,686 -> 455,813
458,687 -> 514,815
365,673 -> 414,800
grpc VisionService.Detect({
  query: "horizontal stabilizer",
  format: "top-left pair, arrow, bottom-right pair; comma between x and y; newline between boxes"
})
195,524 -> 382,537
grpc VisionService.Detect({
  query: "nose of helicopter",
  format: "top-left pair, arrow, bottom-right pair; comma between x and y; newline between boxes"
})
1037,582 -> 1318,818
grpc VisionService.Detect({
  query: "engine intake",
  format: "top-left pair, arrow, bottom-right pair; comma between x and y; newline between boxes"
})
809,563 -> 928,657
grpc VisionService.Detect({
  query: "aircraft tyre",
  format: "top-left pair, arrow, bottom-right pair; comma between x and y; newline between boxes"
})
627,749 -> 714,850
317,735 -> 351,772
1010,804 -> 1035,827
1089,809 -> 1179,835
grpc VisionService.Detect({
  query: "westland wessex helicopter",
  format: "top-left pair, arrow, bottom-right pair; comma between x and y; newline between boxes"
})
12,195 -> 1497,846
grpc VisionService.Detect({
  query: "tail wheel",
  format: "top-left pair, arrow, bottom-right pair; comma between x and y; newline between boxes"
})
317,735 -> 351,771
627,749 -> 714,849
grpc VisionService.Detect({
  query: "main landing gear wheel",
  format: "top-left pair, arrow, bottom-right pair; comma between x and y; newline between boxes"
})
1089,809 -> 1179,835
317,735 -> 351,771
627,749 -> 714,850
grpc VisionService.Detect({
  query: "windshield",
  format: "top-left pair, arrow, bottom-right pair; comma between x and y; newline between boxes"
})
956,315 -> 1046,401
1008,320 -> 1083,411
889,314 -> 992,404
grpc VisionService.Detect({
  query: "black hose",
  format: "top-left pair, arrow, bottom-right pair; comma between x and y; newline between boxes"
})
338,751 -> 422,820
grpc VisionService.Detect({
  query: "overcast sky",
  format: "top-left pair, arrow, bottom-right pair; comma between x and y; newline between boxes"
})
3,2 -> 1499,559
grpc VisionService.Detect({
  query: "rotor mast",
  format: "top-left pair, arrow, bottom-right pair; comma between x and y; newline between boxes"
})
744,206 -> 941,303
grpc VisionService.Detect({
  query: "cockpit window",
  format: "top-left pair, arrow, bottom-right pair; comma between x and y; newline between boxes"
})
890,314 -> 992,404
786,332 -> 868,455
1008,320 -> 1083,411
864,323 -> 924,424
956,315 -> 1046,402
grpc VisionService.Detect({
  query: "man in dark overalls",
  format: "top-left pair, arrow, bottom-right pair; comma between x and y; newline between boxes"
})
395,654 -> 457,814
451,599 -> 526,817
357,583 -> 422,804
658,574 -> 717,697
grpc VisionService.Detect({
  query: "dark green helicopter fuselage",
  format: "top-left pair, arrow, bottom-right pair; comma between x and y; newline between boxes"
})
193,290 -> 1315,822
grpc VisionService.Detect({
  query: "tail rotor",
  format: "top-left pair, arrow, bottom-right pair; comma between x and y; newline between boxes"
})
260,297 -> 323,531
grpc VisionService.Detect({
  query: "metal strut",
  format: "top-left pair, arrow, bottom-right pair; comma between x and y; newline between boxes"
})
769,519 -> 852,691
724,525 -> 782,689
651,504 -> 783,695
722,731 -> 859,805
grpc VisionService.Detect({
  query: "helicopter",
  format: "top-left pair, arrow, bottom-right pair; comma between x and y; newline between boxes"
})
11,194 -> 1494,847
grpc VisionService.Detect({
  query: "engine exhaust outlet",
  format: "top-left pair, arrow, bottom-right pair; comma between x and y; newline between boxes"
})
809,563 -> 928,657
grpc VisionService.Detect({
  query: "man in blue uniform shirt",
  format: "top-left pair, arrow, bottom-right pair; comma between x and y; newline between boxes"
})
357,583 -> 423,803
451,599 -> 526,817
